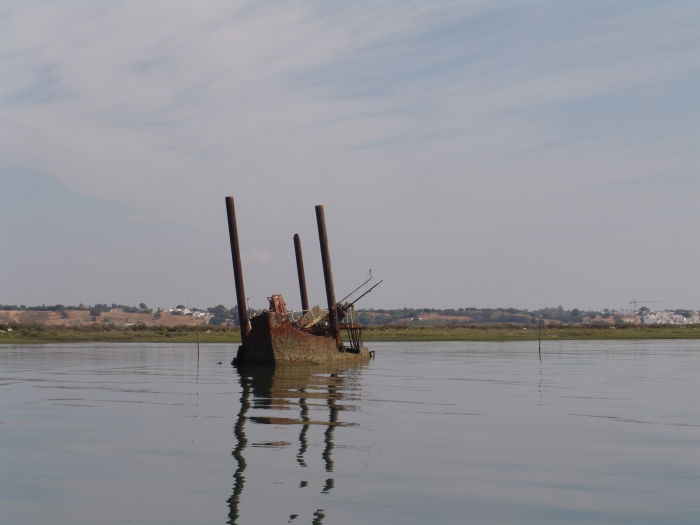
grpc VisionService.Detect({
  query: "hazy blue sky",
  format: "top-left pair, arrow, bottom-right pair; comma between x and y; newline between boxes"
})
2,1 -> 699,311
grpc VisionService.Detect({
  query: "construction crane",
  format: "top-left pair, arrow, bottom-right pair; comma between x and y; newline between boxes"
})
628,298 -> 661,312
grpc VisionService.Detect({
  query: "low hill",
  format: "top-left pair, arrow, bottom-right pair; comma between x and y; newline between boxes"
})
0,309 -> 202,328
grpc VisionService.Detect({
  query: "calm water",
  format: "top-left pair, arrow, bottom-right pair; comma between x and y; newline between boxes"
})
2,340 -> 700,524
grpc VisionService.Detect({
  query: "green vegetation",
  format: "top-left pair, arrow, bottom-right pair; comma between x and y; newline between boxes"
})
1,303 -> 155,315
356,306 -> 610,326
0,304 -> 616,326
3,324 -> 700,345
0,303 -> 249,326
360,325 -> 700,342
0,324 -> 241,344
2,302 -> 699,344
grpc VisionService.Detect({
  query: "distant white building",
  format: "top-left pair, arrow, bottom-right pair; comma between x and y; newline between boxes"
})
192,311 -> 213,322
168,307 -> 192,315
166,307 -> 213,323
639,310 -> 697,325
614,309 -> 700,326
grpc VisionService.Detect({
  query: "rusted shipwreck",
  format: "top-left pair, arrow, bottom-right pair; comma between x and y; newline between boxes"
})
225,196 -> 379,365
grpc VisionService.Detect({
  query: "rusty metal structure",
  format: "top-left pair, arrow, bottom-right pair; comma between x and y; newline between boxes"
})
226,196 -> 380,365
293,233 -> 309,312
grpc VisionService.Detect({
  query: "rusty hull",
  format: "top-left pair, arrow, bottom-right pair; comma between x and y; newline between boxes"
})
233,311 -> 371,365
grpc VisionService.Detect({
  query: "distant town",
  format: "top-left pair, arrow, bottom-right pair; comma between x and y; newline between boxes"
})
1,303 -> 699,328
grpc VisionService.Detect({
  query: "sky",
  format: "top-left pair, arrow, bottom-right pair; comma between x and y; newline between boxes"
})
1,0 -> 699,312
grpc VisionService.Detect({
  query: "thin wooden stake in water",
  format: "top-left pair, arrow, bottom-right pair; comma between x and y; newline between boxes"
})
196,322 -> 200,362
538,317 -> 543,362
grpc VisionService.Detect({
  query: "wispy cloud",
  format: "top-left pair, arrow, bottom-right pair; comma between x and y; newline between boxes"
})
1,0 -> 699,308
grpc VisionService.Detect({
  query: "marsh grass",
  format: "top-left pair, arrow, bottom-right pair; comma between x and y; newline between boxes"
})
3,323 -> 700,344
0,325 -> 241,344
360,325 -> 700,342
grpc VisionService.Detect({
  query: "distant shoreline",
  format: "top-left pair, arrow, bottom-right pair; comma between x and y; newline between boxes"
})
2,325 -> 700,345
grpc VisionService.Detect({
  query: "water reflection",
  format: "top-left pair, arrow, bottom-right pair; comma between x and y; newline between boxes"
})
228,363 -> 363,524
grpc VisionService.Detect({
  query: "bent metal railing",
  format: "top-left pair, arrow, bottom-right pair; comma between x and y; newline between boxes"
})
288,305 -> 363,353
341,307 -> 363,353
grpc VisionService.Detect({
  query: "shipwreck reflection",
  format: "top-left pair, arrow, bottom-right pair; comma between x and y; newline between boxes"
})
227,363 -> 364,524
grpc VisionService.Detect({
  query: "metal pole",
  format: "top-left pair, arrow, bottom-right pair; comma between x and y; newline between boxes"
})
293,233 -> 310,312
196,321 -> 200,362
315,205 -> 341,347
225,196 -> 250,339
